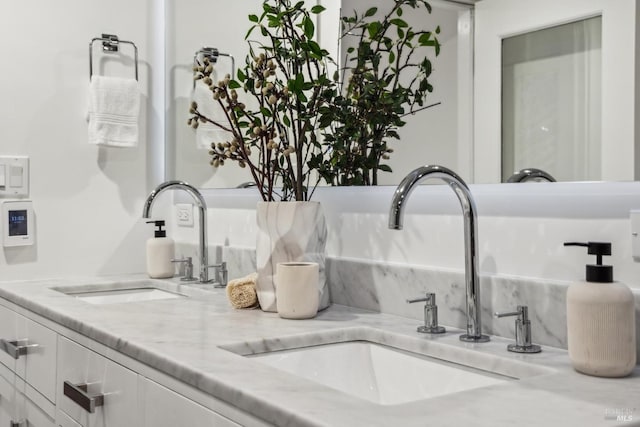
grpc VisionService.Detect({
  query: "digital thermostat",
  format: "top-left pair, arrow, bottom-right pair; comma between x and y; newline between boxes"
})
2,200 -> 34,247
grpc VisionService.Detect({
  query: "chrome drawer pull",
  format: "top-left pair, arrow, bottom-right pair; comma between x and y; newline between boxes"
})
0,339 -> 38,359
63,381 -> 105,413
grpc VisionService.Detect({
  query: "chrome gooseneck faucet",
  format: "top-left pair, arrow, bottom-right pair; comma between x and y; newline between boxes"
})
506,168 -> 556,183
143,180 -> 222,285
388,165 -> 489,343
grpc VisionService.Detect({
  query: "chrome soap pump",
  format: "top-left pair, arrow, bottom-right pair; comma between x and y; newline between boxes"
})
564,241 -> 636,377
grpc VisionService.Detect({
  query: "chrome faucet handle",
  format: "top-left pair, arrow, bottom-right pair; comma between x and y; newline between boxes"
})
407,292 -> 446,334
171,257 -> 196,282
205,261 -> 228,288
494,305 -> 542,353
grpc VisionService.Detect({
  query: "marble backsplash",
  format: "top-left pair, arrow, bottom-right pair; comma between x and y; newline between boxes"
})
176,243 -> 640,360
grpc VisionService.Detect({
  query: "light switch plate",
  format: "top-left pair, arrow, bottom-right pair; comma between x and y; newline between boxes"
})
0,156 -> 29,197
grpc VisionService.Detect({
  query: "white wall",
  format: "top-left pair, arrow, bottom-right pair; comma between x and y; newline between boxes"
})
0,0 -> 164,280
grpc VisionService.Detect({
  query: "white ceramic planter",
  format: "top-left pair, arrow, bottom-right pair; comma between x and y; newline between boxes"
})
256,201 -> 330,312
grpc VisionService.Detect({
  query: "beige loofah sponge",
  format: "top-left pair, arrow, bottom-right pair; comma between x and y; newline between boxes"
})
226,272 -> 259,309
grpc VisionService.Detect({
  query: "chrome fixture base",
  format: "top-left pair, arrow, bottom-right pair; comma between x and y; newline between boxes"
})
459,334 -> 490,343
417,325 -> 446,334
507,343 -> 542,354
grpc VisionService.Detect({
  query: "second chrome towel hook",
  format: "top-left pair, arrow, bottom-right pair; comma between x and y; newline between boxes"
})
89,33 -> 139,81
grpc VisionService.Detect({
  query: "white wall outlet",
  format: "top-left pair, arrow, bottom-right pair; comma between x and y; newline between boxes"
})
176,203 -> 194,227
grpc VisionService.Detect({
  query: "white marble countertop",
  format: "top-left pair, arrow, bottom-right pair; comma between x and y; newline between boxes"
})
0,276 -> 638,427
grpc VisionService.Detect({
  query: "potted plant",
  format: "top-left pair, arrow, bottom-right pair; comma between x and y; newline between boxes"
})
189,0 -> 334,312
315,0 -> 442,186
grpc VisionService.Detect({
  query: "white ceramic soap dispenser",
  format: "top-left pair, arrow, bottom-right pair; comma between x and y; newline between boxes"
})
146,220 -> 175,279
564,241 -> 636,377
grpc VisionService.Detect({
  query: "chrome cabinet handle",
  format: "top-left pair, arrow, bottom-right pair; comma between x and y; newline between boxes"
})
0,339 -> 38,359
63,381 -> 104,413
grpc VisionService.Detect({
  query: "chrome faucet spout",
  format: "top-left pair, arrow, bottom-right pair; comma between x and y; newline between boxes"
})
143,180 -> 212,284
506,168 -> 556,183
389,165 -> 489,343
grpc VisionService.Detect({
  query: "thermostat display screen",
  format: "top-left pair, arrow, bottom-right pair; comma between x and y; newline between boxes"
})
2,200 -> 34,247
8,209 -> 28,236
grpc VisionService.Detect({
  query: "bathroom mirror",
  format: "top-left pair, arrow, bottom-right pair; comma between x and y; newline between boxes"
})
166,0 -> 640,187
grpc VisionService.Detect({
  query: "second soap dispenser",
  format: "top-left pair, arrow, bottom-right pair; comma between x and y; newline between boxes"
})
146,220 -> 175,279
564,241 -> 636,377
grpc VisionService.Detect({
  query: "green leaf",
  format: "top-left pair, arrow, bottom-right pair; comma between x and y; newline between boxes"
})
282,115 -> 291,127
388,51 -> 395,64
311,5 -> 326,14
228,80 -> 241,89
367,21 -> 382,38
396,7 -> 403,17
260,107 -> 272,117
389,18 -> 408,28
419,32 -> 431,43
364,7 -> 377,17
248,14 -> 259,23
307,40 -> 323,58
303,16 -> 315,39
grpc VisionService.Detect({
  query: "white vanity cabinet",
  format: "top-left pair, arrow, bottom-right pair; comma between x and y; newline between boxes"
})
56,410 -> 82,427
0,302 -> 57,427
139,377 -> 241,427
56,336 -> 139,427
0,303 -> 58,403
0,363 -> 55,427
0,296 -> 271,427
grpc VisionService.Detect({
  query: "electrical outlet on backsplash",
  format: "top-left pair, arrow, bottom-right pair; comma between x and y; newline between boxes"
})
175,242 -> 640,362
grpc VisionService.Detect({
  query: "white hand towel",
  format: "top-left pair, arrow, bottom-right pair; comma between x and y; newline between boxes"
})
192,76 -> 232,150
87,76 -> 140,147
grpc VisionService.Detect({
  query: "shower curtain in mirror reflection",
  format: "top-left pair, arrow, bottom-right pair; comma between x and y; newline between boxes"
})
256,201 -> 330,312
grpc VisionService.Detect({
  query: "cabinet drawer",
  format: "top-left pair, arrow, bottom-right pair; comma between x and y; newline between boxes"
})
56,410 -> 82,427
0,304 -> 57,402
0,366 -> 20,426
0,366 -> 54,427
57,336 -> 138,427
140,377 -> 240,427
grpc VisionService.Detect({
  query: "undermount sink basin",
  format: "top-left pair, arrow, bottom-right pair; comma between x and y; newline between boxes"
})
248,341 -> 510,405
52,281 -> 187,305
222,328 -> 553,406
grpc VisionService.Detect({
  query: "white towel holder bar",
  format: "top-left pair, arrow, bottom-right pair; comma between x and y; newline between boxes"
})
89,33 -> 139,81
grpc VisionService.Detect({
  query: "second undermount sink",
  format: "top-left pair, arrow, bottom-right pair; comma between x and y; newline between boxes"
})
52,281 -> 187,305
223,328 -> 554,406
249,341 -> 510,405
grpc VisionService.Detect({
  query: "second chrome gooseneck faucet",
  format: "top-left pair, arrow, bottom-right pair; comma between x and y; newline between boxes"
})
389,165 -> 490,343
143,180 -> 227,286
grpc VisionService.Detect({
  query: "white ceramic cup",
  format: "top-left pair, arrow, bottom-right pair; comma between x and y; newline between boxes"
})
276,262 -> 319,319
